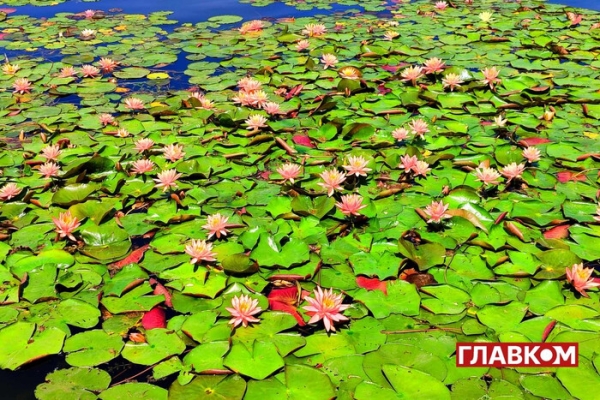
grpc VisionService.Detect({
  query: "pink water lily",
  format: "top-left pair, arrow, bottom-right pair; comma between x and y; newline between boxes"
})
424,200 -> 450,223
154,169 -> 182,192
566,263 -> 600,297
342,155 -> 371,177
295,39 -> 310,51
335,194 -> 367,216
412,160 -> 431,177
13,78 -> 32,94
318,169 -> 346,196
134,138 -> 155,153
185,239 -> 217,264
423,57 -> 445,74
303,287 -> 350,332
52,211 -> 80,241
39,162 -> 61,179
442,73 -> 463,91
98,57 -> 118,73
131,159 -> 154,174
41,144 -> 61,161
474,165 -> 501,186
522,147 -> 541,163
400,66 -> 423,86
409,118 -> 429,138
162,144 -> 185,162
81,65 -> 100,78
302,23 -> 326,37
0,183 -> 22,201
321,53 -> 338,69
227,295 -> 262,327
481,67 -> 501,89
399,154 -> 419,173
202,213 -> 230,239
124,97 -> 145,111
276,163 -> 301,184
500,162 -> 525,181
392,127 -> 409,141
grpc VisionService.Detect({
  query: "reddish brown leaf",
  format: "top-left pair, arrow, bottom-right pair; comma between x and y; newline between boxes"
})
518,137 -> 551,147
285,84 -> 303,100
557,171 -> 586,183
268,287 -> 298,305
110,245 -> 149,269
544,225 -> 570,240
541,320 -> 557,342
504,222 -> 525,241
142,306 -> 166,330
494,211 -> 508,225
292,135 -> 315,148
129,332 -> 146,343
150,278 -> 173,308
356,276 -> 388,295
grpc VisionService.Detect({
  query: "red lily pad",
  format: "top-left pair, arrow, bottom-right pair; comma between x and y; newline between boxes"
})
356,276 -> 388,295
142,306 -> 166,330
557,171 -> 586,183
543,225 -> 570,240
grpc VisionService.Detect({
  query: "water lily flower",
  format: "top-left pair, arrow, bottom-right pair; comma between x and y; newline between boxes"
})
263,101 -> 281,115
116,128 -> 130,138
566,263 -> 600,297
198,97 -> 215,109
303,287 -> 350,332
81,29 -> 97,38
500,163 -> 525,182
2,63 -> 19,75
239,20 -> 264,34
383,30 -> 399,40
481,67 -> 501,89
321,53 -> 338,69
99,113 -> 116,126
124,97 -> 145,111
493,115 -> 507,127
133,138 -> 154,153
162,144 -> 185,162
543,109 -> 555,121
424,200 -> 450,223
245,114 -> 268,130
318,169 -> 346,196
412,160 -> 431,177
335,194 -> 367,216
154,169 -> 182,192
53,211 -> 80,241
248,90 -> 269,108
302,23 -> 327,37
84,9 -> 96,19
399,154 -> 419,173
226,295 -> 262,328
392,127 -> 410,141
342,155 -> 371,177
442,73 -> 463,91
232,91 -> 253,107
472,165 -> 499,187
339,66 -> 361,80
39,162 -> 61,179
237,77 -> 261,92
41,144 -> 61,161
435,1 -> 448,10
59,66 -> 77,78
81,65 -> 100,78
98,57 -> 118,73
567,12 -> 583,26
12,78 -> 32,94
479,11 -> 494,23
131,159 -> 155,174
522,147 -> 541,163
400,66 -> 423,86
185,239 -> 217,263
295,39 -> 310,51
409,118 -> 429,139
465,0 -> 473,4
0,183 -> 22,201
423,57 -> 446,74
276,163 -> 301,184
202,213 -> 230,239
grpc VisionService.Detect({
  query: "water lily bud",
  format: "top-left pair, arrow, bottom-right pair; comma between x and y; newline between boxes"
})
543,110 -> 554,121
40,132 -> 47,143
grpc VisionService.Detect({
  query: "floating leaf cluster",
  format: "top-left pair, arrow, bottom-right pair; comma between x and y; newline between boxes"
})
1,0 -> 600,399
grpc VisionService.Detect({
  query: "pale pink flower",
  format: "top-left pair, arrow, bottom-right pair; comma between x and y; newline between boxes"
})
295,39 -> 310,51
59,66 -> 77,78
500,162 -> 525,181
226,295 -> 262,328
39,162 -> 60,179
154,169 -> 182,192
134,138 -> 154,153
0,183 -> 22,201
522,147 -> 541,163
41,144 -> 61,161
412,160 -> 431,177
435,1 -> 448,10
247,90 -> 269,108
116,128 -> 130,138
239,20 -> 264,34
392,127 -> 410,141
400,66 -> 423,86
185,239 -> 217,264
198,97 -> 215,109
245,114 -> 268,130
442,73 -> 463,91
342,155 -> 371,177
81,29 -> 96,38
399,154 -> 419,173
303,287 -> 350,332
567,12 -> 583,26
98,57 -> 118,73
318,169 -> 346,197
52,211 -> 80,241
423,57 -> 445,74
81,65 -> 100,78
131,159 -> 155,174
189,91 -> 204,100
84,9 -> 95,19
321,54 -> 338,69
13,78 -> 32,94
263,102 -> 281,115
99,113 -> 116,126
302,23 -> 327,37
409,118 -> 429,139
276,163 -> 301,184
566,263 -> 600,297
474,165 -> 501,186
383,30 -> 399,41
124,97 -> 145,111
163,144 -> 185,162
481,67 -> 501,89
335,194 -> 367,216
339,67 -> 361,80
202,213 -> 230,239
237,77 -> 262,92
232,91 -> 253,107
424,200 -> 450,223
